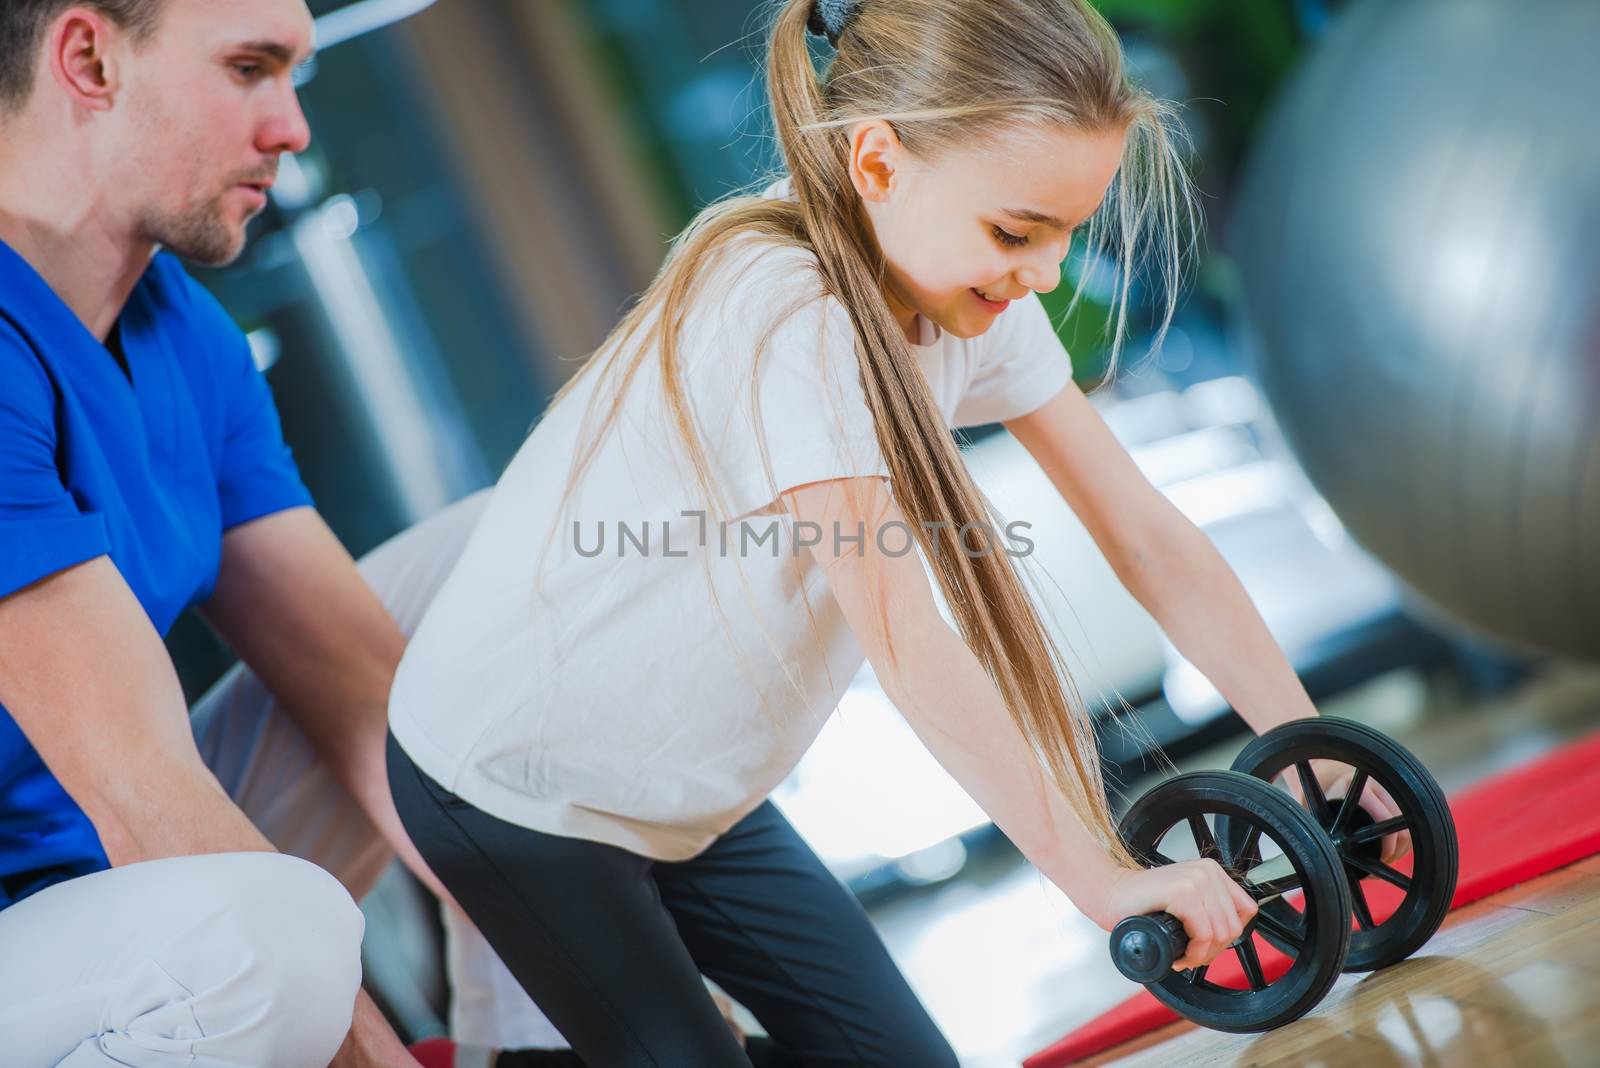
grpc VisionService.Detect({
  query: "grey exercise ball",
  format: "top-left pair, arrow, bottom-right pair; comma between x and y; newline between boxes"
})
1232,0 -> 1600,661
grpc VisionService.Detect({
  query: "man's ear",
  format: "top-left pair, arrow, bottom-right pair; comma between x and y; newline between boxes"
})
847,119 -> 902,203
50,9 -> 124,112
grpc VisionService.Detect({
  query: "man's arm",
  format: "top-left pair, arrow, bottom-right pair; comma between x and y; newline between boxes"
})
1003,380 -> 1320,732
200,505 -> 449,903
0,556 -> 276,864
0,555 -> 421,1068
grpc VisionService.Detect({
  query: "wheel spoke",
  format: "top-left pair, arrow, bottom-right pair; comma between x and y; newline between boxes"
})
1255,908 -> 1306,951
1332,769 -> 1369,834
1351,880 -> 1376,930
1346,815 -> 1409,846
1189,815 -> 1221,862
1252,871 -> 1303,899
1147,849 -> 1178,868
1344,853 -> 1413,892
1296,761 -> 1330,823
1185,964 -> 1209,985
1235,936 -> 1268,991
1232,826 -> 1264,874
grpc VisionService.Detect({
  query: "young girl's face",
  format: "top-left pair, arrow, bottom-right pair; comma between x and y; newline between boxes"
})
855,122 -> 1128,341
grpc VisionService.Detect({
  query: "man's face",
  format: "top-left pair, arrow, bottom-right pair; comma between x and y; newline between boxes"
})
862,123 -> 1127,340
114,0 -> 314,265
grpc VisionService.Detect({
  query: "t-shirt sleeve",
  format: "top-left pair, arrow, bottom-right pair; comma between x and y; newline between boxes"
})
953,292 -> 1075,428
216,348 -> 313,530
0,327 -> 110,600
693,247 -> 890,515
175,269 -> 313,530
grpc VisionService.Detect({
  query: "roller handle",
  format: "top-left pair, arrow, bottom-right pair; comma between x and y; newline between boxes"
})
1110,911 -> 1190,984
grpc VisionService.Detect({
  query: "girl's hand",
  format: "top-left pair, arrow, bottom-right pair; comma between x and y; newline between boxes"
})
1283,760 -> 1413,865
1095,860 -> 1259,972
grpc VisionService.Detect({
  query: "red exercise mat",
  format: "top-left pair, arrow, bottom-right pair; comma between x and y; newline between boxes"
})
1024,728 -> 1600,1068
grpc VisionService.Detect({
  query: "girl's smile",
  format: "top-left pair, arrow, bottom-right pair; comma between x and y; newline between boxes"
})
971,288 -> 1012,314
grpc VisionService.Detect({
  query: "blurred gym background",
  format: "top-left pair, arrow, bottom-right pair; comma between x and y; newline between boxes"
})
170,0 -> 1600,1064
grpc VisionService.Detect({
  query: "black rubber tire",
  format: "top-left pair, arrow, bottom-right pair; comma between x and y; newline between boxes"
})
1118,770 -> 1352,1032
1224,716 -> 1458,972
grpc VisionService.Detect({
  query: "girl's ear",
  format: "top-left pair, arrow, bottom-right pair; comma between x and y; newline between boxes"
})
847,119 -> 902,202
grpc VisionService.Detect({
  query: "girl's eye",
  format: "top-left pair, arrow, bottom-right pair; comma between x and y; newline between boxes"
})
991,226 -> 1030,249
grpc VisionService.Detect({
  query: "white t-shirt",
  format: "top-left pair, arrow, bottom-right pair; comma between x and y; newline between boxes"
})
389,198 -> 1074,861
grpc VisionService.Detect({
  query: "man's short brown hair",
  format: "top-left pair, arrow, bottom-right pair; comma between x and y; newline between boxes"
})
0,1 -> 167,110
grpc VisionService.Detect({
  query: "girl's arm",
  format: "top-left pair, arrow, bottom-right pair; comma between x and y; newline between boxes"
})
1003,380 -> 1318,734
1005,382 -> 1410,861
782,476 -> 1256,959
804,491 -> 1117,909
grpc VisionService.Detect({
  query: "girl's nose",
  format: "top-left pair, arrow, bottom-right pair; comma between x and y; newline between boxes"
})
1016,253 -> 1062,296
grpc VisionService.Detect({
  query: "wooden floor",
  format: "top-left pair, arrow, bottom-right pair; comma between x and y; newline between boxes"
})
1084,855 -> 1600,1067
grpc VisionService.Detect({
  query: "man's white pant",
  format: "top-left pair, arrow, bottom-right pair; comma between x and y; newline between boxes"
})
442,907 -> 569,1050
0,490 -> 562,1066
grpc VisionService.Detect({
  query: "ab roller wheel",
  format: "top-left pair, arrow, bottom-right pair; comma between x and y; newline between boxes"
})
1108,718 -> 1458,1033
1112,770 -> 1351,1032
1225,716 -> 1459,971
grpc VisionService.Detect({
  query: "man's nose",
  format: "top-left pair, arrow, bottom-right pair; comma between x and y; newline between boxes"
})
258,89 -> 313,156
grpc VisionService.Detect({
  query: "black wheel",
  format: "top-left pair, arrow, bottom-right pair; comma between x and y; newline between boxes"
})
1223,717 -> 1458,972
1118,770 -> 1352,1032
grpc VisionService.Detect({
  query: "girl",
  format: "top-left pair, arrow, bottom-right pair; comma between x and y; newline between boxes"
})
387,1 -> 1401,1064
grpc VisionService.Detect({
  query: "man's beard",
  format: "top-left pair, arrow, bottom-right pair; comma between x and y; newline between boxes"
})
140,190 -> 252,267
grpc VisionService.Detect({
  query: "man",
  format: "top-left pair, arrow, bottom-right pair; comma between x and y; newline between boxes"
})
0,2 -> 456,1064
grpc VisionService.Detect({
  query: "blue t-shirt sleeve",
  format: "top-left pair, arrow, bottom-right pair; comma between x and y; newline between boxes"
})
216,342 -> 314,530
171,265 -> 313,530
0,326 -> 111,600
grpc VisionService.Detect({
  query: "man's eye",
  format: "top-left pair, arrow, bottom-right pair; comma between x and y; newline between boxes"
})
233,63 -> 264,80
991,226 -> 1030,249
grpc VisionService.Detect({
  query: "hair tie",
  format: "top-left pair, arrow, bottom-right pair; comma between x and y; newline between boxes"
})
807,0 -> 862,47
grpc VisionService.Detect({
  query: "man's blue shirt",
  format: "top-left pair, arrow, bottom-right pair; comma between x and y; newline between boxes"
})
0,238 -> 312,910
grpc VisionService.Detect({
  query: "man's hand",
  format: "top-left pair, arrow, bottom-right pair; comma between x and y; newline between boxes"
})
330,990 -> 426,1068
711,988 -> 747,1046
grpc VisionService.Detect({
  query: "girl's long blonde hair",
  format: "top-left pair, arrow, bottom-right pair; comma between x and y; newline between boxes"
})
545,0 -> 1196,863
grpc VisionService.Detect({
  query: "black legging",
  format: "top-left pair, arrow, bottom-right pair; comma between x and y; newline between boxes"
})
387,732 -> 958,1068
